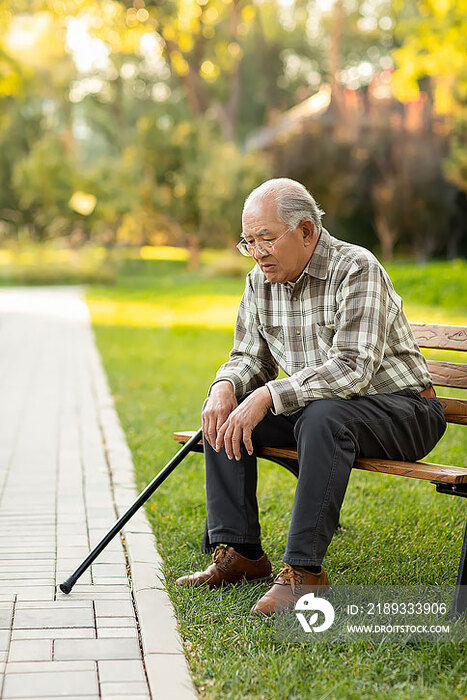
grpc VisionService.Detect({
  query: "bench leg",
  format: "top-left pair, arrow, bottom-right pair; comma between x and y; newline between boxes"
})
453,521 -> 467,615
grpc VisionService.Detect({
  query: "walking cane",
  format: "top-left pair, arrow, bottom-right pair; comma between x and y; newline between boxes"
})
59,427 -> 203,594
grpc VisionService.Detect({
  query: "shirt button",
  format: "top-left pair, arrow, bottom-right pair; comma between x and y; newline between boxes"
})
296,330 -> 301,335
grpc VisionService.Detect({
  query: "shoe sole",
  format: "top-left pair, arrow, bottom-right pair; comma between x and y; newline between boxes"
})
176,573 -> 274,589
243,573 -> 274,585
218,573 -> 274,588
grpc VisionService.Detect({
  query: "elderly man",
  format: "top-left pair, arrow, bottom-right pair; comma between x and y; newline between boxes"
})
175,178 -> 447,617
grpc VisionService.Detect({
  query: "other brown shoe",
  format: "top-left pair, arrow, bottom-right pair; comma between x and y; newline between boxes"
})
175,545 -> 273,589
250,563 -> 329,617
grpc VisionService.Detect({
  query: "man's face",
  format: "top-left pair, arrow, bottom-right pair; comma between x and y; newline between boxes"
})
241,196 -> 316,284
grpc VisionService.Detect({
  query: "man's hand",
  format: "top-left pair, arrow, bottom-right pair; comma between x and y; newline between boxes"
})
215,386 -> 273,460
202,381 -> 238,452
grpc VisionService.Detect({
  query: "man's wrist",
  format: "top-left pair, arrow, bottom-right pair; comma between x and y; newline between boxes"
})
256,385 -> 273,408
209,379 -> 235,396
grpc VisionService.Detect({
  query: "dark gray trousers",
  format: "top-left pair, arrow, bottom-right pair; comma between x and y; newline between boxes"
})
203,389 -> 447,566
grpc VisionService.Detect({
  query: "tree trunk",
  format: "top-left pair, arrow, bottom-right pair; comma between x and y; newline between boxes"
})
374,214 -> 396,262
328,0 -> 344,115
188,234 -> 200,271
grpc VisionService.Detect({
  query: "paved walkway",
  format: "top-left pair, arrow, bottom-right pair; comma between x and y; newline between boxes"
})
0,286 -> 196,699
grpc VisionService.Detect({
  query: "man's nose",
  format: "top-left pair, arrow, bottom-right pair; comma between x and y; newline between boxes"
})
253,246 -> 269,260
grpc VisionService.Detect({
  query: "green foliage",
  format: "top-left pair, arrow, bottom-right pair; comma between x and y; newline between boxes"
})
135,113 -> 270,245
270,104 -> 463,261
392,0 -> 467,191
0,0 -> 464,259
12,132 -> 76,238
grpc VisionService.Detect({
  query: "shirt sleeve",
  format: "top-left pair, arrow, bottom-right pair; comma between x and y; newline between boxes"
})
266,260 -> 399,415
209,273 -> 279,399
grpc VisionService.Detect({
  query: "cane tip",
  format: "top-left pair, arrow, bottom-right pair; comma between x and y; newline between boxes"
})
59,581 -> 72,594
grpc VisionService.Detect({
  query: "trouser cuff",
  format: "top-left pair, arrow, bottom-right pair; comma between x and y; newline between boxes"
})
283,555 -> 323,567
209,534 -> 261,545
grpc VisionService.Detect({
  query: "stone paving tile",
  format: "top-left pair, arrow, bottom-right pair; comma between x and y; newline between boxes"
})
97,629 -> 138,639
90,564 -> 127,575
145,653 -> 196,699
0,570 -> 55,577
54,637 -> 141,661
0,580 -> 55,588
2,697 -> 100,700
11,629 -> 97,640
0,608 -> 13,629
0,554 -> 54,561
15,589 -> 56,602
4,660 -> 96,674
56,572 -> 93,585
2,669 -> 99,698
134,588 -> 184,655
56,592 -> 132,602
97,659 -> 146,683
100,681 -> 149,696
13,608 -> 95,629
5,697 -> 100,700
8,640 -> 53,662
15,601 -> 93,610
94,600 -> 134,617
59,552 -> 126,565
90,578 -> 129,586
0,629 -> 11,650
102,696 -> 149,700
95,617 -> 136,628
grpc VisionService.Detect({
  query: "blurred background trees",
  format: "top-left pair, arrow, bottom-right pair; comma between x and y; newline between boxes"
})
0,0 -> 465,262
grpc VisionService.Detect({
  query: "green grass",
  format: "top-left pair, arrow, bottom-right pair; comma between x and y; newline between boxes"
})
85,258 -> 467,699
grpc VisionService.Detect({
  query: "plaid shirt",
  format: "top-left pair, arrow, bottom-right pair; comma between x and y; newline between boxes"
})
211,227 -> 433,416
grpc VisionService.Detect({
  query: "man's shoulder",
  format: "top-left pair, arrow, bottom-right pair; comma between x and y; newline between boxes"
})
329,235 -> 386,276
329,234 -> 400,304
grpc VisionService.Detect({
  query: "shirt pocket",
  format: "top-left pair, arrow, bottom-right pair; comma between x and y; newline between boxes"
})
315,322 -> 335,362
258,324 -> 287,368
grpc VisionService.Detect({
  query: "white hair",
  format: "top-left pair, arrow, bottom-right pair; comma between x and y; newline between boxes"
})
243,178 -> 325,232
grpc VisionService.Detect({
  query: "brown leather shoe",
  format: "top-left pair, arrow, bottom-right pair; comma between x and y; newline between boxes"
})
175,545 -> 273,589
250,563 -> 330,617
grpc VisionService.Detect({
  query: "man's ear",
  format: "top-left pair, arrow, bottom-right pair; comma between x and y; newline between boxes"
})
301,219 -> 315,245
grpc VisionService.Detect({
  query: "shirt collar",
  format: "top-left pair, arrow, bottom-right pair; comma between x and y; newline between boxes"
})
302,227 -> 330,280
262,226 -> 331,284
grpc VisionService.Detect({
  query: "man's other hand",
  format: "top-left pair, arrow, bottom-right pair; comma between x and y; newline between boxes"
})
202,381 -> 238,452
215,386 -> 273,460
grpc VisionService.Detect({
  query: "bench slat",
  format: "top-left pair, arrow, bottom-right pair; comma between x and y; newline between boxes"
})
426,360 -> 467,389
173,432 -> 467,485
354,457 -> 467,484
435,397 -> 467,425
410,323 -> 467,351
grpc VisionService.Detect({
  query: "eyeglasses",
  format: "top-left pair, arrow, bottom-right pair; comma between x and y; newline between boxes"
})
236,224 -> 296,257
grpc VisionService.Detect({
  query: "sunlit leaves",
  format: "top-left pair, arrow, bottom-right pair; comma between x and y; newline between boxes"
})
392,0 -> 467,116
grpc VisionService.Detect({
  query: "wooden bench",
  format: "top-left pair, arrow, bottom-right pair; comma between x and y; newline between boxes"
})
174,322 -> 467,614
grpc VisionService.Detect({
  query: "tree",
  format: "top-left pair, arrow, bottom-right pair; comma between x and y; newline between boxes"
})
392,0 -> 467,191
134,112 -> 269,264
